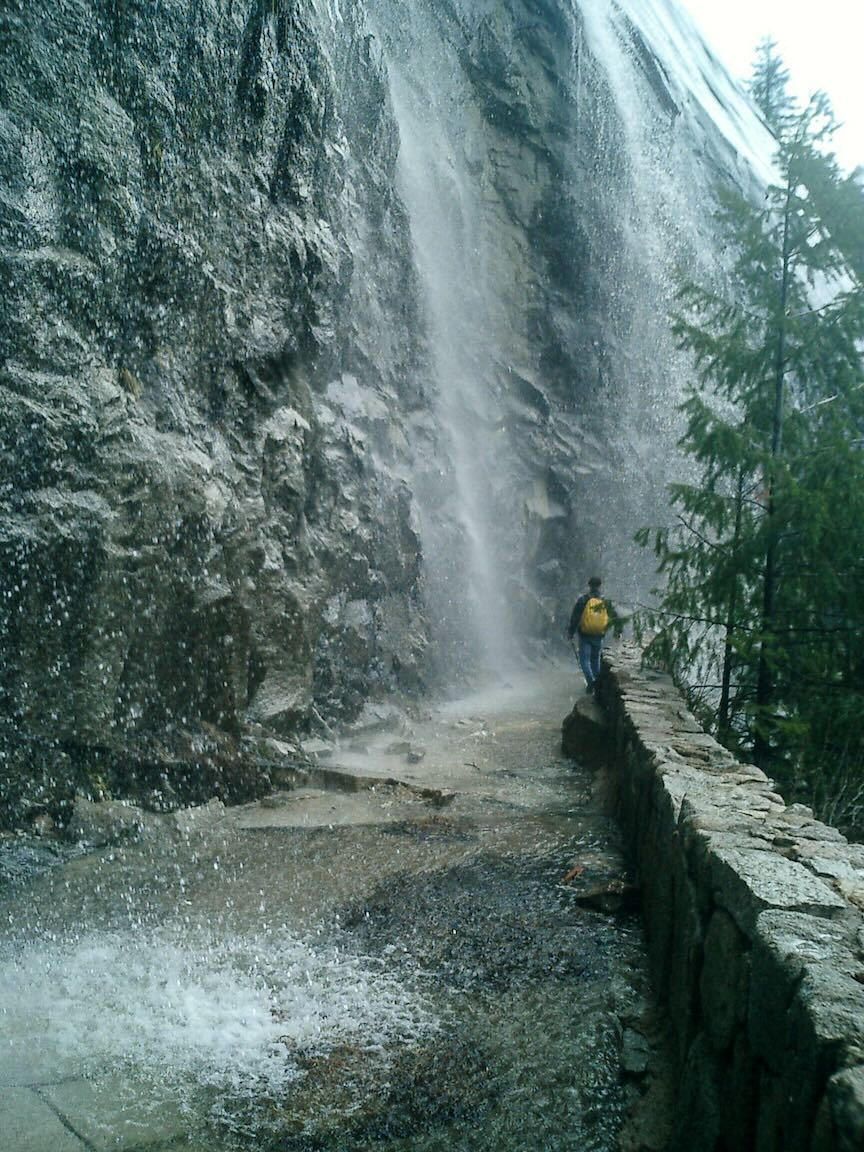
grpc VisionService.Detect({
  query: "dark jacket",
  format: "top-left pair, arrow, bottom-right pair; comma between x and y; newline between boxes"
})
568,592 -> 616,640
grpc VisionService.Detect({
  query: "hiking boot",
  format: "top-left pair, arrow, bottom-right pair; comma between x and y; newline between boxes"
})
586,681 -> 595,695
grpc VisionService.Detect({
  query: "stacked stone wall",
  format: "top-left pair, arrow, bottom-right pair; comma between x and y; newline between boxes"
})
589,644 -> 864,1151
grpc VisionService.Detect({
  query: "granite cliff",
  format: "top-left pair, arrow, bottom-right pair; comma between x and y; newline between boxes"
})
0,0 -> 774,821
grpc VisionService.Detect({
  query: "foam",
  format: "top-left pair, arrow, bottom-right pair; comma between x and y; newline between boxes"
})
0,926 -> 440,1098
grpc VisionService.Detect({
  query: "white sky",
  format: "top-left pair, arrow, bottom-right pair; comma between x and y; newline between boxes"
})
680,0 -> 864,173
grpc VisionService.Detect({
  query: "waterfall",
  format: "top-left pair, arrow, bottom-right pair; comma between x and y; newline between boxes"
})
576,0 -> 700,522
368,1 -> 522,684
564,0 -> 777,602
361,0 -> 776,664
0,0 -> 784,756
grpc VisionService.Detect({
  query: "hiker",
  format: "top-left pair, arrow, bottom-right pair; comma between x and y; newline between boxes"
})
567,576 -> 616,694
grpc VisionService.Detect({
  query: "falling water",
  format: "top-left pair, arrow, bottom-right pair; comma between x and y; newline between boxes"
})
549,0 -> 776,599
368,2 -> 522,682
576,0 -> 700,551
364,0 -> 777,643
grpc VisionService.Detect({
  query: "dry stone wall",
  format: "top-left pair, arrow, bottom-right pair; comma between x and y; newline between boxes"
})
577,643 -> 864,1152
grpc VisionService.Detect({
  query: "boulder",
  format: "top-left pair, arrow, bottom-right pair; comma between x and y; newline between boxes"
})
65,796 -> 151,847
562,694 -> 609,768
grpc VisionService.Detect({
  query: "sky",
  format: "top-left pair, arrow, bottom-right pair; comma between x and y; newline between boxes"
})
680,0 -> 864,173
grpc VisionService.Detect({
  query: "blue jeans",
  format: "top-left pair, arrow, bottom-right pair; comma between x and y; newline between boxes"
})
578,634 -> 603,685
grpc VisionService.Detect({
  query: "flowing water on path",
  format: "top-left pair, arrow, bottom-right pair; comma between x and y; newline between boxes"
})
0,665 -> 649,1151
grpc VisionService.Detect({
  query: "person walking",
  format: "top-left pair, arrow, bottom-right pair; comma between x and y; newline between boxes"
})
568,576 -> 615,694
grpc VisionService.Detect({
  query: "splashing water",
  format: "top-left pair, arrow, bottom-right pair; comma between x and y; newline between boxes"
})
0,665 -> 652,1150
0,925 -> 439,1109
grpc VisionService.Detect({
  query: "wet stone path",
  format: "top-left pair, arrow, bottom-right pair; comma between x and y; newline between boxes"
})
0,666 -> 652,1151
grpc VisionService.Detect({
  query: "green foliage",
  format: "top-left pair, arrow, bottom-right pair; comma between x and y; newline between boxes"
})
748,38 -> 796,136
637,57 -> 864,833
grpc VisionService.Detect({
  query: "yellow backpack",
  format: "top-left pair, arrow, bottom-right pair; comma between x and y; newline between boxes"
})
579,596 -> 609,636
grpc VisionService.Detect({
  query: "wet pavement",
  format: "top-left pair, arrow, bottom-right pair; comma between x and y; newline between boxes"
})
0,664 -> 652,1151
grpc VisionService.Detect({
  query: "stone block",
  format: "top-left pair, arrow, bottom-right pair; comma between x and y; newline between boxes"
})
656,766 -> 702,825
749,911 -> 853,1074
638,819 -> 677,996
754,1068 -> 786,1152
171,797 -> 226,838
822,1066 -> 864,1152
794,964 -> 864,1063
720,1033 -> 760,1151
700,906 -> 749,1054
748,911 -> 864,1152
704,841 -> 847,935
666,857 -> 705,1061
778,964 -> 864,1148
667,1033 -> 722,1152
560,696 -> 608,768
65,796 -> 148,848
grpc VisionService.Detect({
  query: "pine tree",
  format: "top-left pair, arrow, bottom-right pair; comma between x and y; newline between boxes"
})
748,38 -> 795,136
638,67 -> 864,817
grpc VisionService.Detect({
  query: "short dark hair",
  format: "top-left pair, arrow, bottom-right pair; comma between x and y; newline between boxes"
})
588,576 -> 602,590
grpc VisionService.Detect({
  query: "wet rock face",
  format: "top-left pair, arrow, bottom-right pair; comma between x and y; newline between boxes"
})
0,0 -> 427,815
1,0 -> 770,820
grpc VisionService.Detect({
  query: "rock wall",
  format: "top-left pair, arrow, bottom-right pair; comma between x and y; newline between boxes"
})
0,0 -> 431,820
0,0 -> 777,823
581,645 -> 864,1151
